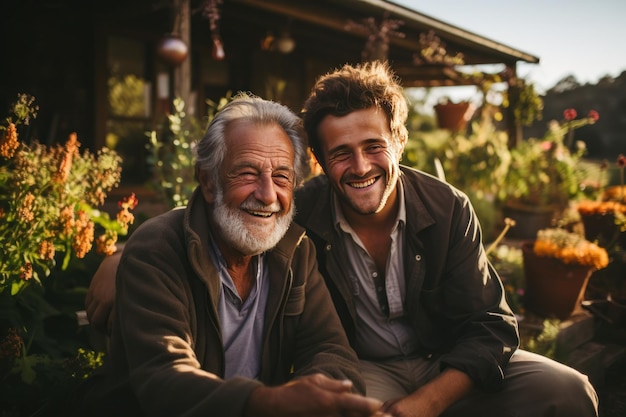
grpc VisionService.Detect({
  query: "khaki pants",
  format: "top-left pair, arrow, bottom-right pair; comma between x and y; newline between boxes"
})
360,349 -> 598,417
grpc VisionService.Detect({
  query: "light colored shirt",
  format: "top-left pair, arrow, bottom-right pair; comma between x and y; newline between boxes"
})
332,180 -> 419,360
208,235 -> 269,379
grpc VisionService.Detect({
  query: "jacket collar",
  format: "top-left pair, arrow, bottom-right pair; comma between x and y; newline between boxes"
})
299,166 -> 436,242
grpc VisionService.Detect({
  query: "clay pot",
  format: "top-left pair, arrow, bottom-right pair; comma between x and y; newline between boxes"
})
434,101 -> 475,132
522,242 -> 594,320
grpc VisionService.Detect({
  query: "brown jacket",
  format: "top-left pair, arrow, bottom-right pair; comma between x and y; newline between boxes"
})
78,187 -> 363,417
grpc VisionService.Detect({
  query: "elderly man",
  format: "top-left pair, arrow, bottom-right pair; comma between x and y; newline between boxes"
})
78,93 -> 384,417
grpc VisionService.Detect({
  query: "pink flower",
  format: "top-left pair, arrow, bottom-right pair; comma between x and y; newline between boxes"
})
563,108 -> 577,121
618,154 -> 626,168
587,110 -> 599,122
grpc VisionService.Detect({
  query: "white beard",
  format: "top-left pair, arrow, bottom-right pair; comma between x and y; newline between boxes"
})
211,189 -> 294,255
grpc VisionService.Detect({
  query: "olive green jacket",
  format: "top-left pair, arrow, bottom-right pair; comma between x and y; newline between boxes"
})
294,166 -> 519,391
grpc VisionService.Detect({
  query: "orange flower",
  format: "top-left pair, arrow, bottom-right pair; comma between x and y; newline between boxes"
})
17,192 -> 35,222
577,200 -> 626,215
72,210 -> 94,258
60,206 -> 75,235
96,231 -> 118,256
19,262 -> 33,280
38,239 -> 55,261
116,193 -> 138,233
118,193 -> 139,211
533,228 -> 609,269
0,122 -> 19,158
53,132 -> 80,183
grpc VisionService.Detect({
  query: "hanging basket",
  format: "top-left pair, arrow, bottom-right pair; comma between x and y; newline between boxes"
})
434,101 -> 475,132
521,242 -> 594,320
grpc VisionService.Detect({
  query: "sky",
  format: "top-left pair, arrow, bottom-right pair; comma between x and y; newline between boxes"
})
393,0 -> 626,98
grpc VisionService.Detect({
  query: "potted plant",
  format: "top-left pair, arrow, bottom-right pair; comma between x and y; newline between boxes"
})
521,227 -> 609,320
577,154 -> 626,249
412,30 -> 479,132
500,109 -> 599,238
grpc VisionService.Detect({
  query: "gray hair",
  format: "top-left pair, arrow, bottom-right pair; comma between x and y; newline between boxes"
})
195,92 -> 310,187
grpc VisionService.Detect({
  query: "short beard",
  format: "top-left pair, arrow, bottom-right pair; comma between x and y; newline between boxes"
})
211,188 -> 295,255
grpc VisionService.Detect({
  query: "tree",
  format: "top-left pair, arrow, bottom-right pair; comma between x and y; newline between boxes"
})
548,75 -> 581,94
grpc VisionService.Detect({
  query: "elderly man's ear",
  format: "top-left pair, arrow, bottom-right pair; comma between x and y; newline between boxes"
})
197,169 -> 216,204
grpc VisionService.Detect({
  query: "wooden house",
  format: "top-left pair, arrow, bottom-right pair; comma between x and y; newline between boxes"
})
1,0 -> 538,193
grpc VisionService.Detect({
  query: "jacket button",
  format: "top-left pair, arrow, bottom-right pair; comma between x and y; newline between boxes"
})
415,254 -> 422,261
326,244 -> 332,251
426,353 -> 433,359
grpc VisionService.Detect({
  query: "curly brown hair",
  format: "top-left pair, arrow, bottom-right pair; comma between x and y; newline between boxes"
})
300,61 -> 408,163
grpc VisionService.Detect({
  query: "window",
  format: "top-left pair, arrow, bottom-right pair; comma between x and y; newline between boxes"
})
105,35 -> 154,184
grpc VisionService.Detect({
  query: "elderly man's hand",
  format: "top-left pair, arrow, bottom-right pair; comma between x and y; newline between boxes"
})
246,373 -> 390,417
85,250 -> 121,335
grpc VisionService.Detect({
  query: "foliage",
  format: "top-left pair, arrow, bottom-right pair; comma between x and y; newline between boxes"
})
0,94 -> 137,415
576,156 -> 626,254
512,78 -> 544,127
147,94 -> 231,208
403,115 -> 511,240
0,94 -> 136,294
107,73 -> 147,117
523,318 -> 560,359
500,109 -> 599,207
413,29 -> 464,66
487,243 -> 525,315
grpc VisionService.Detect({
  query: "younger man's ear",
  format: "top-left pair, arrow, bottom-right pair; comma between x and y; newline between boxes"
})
197,169 -> 216,204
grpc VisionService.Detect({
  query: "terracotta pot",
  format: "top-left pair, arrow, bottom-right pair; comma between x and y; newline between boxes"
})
521,242 -> 594,320
434,102 -> 475,132
502,202 -> 561,240
580,212 -> 626,248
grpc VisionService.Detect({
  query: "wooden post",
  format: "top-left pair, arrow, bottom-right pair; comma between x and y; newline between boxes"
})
172,0 -> 191,107
505,63 -> 521,149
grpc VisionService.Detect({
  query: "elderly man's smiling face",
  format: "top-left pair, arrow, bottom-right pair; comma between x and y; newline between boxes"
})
200,120 -> 296,255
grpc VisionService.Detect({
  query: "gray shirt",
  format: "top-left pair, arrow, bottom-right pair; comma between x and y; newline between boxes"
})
208,235 -> 269,379
332,181 -> 419,360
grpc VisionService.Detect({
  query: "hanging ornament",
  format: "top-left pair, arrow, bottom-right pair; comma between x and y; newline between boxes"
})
346,12 -> 405,62
212,38 -> 225,61
275,31 -> 296,54
199,0 -> 225,61
156,34 -> 189,66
